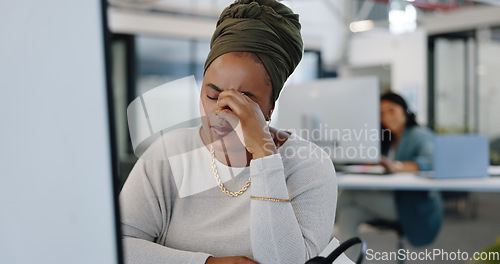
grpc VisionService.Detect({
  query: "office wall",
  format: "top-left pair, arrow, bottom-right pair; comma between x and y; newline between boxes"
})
346,29 -> 428,125
0,1 -> 118,263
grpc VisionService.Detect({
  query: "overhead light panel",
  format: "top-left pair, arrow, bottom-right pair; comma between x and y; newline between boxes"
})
349,20 -> 375,33
389,0 -> 417,34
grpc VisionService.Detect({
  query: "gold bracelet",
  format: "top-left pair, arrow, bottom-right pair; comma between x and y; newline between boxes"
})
250,196 -> 291,203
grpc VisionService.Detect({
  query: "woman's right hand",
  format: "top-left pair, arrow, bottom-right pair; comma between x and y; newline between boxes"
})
205,256 -> 259,264
380,156 -> 393,173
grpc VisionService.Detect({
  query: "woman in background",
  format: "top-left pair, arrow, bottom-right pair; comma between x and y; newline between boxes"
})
336,92 -> 442,255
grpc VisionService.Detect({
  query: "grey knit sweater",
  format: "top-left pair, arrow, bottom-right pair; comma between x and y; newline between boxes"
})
120,126 -> 337,264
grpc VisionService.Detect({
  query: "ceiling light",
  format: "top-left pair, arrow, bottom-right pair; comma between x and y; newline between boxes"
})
349,20 -> 375,33
389,0 -> 417,34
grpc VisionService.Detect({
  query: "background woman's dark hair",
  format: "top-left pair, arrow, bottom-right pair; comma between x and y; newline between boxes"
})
380,92 -> 418,154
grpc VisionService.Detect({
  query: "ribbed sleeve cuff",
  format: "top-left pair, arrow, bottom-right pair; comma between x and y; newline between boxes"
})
415,157 -> 433,171
250,154 -> 289,199
196,253 -> 212,264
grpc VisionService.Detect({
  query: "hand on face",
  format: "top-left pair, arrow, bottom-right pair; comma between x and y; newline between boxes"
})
215,89 -> 276,159
380,156 -> 393,173
200,52 -> 277,160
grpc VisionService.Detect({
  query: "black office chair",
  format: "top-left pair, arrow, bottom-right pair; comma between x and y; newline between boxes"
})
366,219 -> 405,264
306,237 -> 366,264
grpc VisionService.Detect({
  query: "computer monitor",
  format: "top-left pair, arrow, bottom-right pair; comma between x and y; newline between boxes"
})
0,1 -> 120,263
275,76 -> 380,164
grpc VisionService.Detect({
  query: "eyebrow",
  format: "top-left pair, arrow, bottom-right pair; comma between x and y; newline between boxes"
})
206,83 -> 256,98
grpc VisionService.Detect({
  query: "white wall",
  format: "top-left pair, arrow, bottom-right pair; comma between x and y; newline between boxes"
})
346,29 -> 428,125
0,1 -> 118,263
390,29 -> 428,123
292,0 -> 349,69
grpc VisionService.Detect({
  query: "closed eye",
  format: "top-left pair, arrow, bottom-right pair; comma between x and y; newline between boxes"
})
207,95 -> 218,101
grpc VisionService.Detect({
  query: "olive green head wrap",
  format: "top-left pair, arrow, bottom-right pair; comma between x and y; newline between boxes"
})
204,0 -> 303,102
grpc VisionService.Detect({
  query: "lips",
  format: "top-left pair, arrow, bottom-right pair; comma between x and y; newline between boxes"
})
211,125 -> 235,137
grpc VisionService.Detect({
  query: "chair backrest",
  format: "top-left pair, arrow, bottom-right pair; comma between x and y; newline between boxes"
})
318,237 -> 356,264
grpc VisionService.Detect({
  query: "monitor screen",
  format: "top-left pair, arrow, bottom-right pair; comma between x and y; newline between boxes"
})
0,1 -> 120,263
275,76 -> 381,164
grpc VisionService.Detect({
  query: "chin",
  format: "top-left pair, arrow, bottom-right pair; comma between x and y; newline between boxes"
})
200,124 -> 245,153
383,124 -> 396,131
210,131 -> 246,153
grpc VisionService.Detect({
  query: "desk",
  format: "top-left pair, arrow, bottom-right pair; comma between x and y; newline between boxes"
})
337,173 -> 500,192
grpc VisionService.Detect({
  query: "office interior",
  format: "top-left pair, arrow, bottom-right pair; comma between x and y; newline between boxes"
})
110,0 -> 500,261
0,0 -> 500,263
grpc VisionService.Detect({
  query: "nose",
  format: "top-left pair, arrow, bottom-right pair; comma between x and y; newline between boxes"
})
381,115 -> 391,125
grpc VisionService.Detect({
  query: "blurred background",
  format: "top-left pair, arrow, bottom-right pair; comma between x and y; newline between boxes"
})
106,0 -> 500,263
107,0 -> 500,184
2,0 -> 499,263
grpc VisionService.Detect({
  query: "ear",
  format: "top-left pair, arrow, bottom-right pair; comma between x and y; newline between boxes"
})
268,107 -> 274,121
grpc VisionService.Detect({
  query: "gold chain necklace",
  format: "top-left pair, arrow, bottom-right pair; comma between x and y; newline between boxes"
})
209,145 -> 251,197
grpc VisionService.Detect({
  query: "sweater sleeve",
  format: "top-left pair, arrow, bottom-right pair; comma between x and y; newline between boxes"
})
119,159 -> 211,264
413,136 -> 434,171
249,148 -> 337,264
